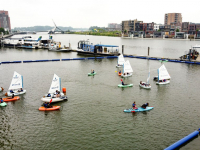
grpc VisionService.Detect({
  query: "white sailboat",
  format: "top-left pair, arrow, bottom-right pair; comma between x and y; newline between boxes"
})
139,67 -> 151,89
6,71 -> 26,96
156,64 -> 171,85
116,54 -> 125,67
121,60 -> 133,78
41,74 -> 67,102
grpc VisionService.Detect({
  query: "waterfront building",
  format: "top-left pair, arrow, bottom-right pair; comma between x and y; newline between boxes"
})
121,19 -> 138,34
182,22 -> 190,33
0,10 -> 11,31
164,13 -> 182,30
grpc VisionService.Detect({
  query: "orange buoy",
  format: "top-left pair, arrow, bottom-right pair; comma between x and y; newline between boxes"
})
5,92 -> 8,96
1,87 -> 4,91
62,87 -> 66,93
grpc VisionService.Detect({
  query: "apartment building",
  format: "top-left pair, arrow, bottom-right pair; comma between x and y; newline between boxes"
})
0,10 -> 11,31
164,13 -> 182,30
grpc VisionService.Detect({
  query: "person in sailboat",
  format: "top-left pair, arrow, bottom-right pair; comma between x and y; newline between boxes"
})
10,89 -> 14,93
47,93 -> 51,97
119,70 -> 121,74
91,70 -> 95,73
18,88 -> 23,92
141,103 -> 149,109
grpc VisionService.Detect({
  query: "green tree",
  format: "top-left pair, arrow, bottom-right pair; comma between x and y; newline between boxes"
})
124,30 -> 127,34
0,27 -> 5,35
176,29 -> 179,32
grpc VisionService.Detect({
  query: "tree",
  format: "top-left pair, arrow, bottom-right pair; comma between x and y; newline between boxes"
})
196,29 -> 199,37
176,29 -> 179,32
124,29 -> 127,34
0,27 -> 5,35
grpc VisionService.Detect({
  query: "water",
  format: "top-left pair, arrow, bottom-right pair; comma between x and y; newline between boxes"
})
0,33 -> 200,149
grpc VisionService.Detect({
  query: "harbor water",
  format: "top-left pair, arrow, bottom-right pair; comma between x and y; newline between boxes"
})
0,33 -> 200,149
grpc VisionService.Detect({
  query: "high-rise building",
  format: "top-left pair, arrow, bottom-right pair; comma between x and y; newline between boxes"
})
164,13 -> 182,27
0,10 -> 11,31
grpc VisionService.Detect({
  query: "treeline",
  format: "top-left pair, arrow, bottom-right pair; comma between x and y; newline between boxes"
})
13,26 -> 88,32
0,28 -> 9,35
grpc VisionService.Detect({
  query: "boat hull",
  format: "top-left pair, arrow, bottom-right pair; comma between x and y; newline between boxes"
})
41,96 -> 68,103
124,107 -> 154,113
121,73 -> 132,78
7,90 -> 26,96
88,72 -> 96,76
139,82 -> 151,89
118,84 -> 133,88
3,96 -> 20,102
0,102 -> 7,107
116,65 -> 123,68
39,106 -> 60,111
156,80 -> 170,85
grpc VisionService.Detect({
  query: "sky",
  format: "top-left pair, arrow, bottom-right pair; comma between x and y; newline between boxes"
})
1,0 -> 200,29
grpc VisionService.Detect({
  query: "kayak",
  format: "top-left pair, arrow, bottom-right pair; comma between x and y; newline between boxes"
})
88,72 -> 96,76
3,96 -> 20,102
118,72 -> 122,76
0,102 -> 7,107
118,84 -> 133,88
39,106 -> 60,111
124,107 -> 154,113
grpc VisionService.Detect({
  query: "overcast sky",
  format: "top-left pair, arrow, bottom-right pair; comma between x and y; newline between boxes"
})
1,0 -> 200,28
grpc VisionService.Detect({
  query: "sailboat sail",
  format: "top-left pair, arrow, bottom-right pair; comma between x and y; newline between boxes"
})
147,67 -> 150,84
118,54 -> 125,65
123,60 -> 133,73
158,64 -> 171,80
9,71 -> 23,90
48,74 -> 61,93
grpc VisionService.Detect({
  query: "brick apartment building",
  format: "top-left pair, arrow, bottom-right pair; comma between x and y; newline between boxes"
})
0,10 -> 11,31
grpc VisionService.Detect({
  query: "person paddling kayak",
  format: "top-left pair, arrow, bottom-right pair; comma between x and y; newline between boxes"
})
141,102 -> 149,109
121,79 -> 127,85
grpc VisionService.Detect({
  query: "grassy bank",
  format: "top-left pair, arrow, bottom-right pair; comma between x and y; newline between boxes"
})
67,31 -> 121,37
